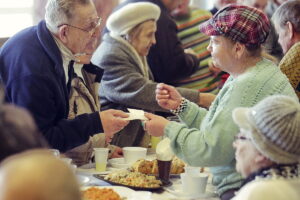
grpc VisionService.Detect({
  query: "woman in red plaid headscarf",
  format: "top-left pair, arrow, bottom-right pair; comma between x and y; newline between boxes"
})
144,4 -> 297,200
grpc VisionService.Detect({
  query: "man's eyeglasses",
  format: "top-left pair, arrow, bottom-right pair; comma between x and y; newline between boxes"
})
234,135 -> 251,141
58,17 -> 102,37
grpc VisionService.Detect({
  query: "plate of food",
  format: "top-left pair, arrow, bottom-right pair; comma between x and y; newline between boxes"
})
94,169 -> 171,191
82,186 -> 136,200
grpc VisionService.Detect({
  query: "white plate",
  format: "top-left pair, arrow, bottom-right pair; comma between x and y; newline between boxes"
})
108,158 -> 130,169
76,163 -> 118,175
76,174 -> 90,185
165,185 -> 217,199
81,186 -> 151,199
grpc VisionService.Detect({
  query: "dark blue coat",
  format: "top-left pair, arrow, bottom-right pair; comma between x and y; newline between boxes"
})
0,21 -> 103,152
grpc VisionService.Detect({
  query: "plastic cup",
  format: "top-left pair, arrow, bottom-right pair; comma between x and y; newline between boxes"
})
151,136 -> 162,149
94,148 -> 109,172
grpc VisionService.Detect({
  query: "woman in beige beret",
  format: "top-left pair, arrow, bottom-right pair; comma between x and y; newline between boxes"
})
91,2 -> 203,147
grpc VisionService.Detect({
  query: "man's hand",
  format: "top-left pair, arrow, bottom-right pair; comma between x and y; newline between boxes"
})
100,109 -> 129,141
156,83 -> 182,110
109,147 -> 123,158
144,113 -> 170,137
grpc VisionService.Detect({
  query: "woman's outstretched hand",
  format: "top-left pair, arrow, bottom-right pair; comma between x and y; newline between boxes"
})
144,113 -> 169,137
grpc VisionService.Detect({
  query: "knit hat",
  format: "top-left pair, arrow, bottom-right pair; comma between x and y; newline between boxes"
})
107,2 -> 161,36
199,4 -> 270,47
232,95 -> 300,164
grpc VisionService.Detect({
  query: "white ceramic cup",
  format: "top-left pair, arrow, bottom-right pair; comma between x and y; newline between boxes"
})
123,147 -> 147,164
94,148 -> 109,172
180,173 -> 208,197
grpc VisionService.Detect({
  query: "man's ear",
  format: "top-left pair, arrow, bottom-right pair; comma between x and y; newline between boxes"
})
286,21 -> 294,40
57,25 -> 68,44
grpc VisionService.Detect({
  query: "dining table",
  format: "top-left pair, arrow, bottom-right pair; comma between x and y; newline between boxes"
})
76,150 -> 221,200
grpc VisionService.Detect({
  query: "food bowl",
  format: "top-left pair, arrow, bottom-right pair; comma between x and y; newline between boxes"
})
108,158 -> 130,169
123,147 -> 147,164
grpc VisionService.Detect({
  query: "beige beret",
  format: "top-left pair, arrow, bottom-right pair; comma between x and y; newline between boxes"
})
107,2 -> 161,36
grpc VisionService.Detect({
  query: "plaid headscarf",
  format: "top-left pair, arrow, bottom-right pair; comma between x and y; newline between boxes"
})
199,4 -> 270,47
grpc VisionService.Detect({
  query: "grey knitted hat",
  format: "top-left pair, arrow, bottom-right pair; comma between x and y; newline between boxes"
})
232,95 -> 300,164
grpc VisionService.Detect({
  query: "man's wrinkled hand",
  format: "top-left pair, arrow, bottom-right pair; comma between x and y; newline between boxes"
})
100,109 -> 129,141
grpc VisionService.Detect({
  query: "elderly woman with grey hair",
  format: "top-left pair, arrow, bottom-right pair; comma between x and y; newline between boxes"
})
232,95 -> 300,200
91,2 -> 209,147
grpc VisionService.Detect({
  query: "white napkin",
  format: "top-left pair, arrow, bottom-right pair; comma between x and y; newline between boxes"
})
121,108 -> 148,121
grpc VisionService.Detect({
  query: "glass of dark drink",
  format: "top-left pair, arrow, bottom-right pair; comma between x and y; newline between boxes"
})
157,159 -> 172,184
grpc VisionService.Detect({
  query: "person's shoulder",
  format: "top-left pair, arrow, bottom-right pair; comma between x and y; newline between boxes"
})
286,41 -> 300,56
234,179 -> 300,200
93,34 -> 129,57
1,26 -> 38,55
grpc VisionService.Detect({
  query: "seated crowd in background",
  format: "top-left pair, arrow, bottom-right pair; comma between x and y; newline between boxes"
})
171,0 -> 221,94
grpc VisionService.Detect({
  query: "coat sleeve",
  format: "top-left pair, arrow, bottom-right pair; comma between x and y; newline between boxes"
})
6,75 -> 103,152
164,100 -> 238,167
147,12 -> 199,83
99,53 -> 199,112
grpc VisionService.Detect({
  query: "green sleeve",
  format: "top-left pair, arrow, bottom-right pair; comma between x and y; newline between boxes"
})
165,98 -> 238,167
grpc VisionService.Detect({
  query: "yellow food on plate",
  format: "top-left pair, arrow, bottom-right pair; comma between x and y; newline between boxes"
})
131,157 -> 185,175
104,169 -> 162,188
132,159 -> 153,174
170,157 -> 185,174
82,187 -> 121,200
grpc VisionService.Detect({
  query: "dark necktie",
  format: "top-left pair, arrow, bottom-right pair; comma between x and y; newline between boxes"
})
67,60 -> 75,93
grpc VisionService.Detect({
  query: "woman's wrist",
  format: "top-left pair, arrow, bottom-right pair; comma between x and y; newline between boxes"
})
170,98 -> 188,115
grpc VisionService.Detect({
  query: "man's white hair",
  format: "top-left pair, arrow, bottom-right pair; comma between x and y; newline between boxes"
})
45,0 -> 91,33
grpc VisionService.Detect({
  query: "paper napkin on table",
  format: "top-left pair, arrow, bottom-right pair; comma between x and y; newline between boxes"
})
121,108 -> 148,121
